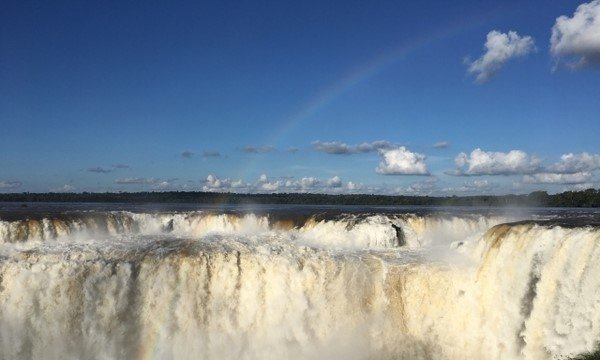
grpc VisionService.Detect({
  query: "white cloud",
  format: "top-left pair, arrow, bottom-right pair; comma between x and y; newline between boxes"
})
259,181 -> 280,191
256,174 -> 280,191
204,175 -> 224,190
312,140 -> 395,155
283,177 -> 320,192
452,148 -> 541,175
327,176 -> 342,188
0,180 -> 22,189
202,174 -> 245,192
548,152 -> 600,173
551,0 -> 600,68
300,177 -> 319,189
376,147 -> 429,175
433,141 -> 449,149
523,172 -> 593,184
231,179 -> 245,188
346,181 -> 362,191
200,173 -> 362,194
466,30 -> 536,83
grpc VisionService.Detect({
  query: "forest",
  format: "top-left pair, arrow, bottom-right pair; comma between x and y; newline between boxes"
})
1,188 -> 599,207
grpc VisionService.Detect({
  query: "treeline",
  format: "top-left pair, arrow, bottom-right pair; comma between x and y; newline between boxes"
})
1,188 -> 599,207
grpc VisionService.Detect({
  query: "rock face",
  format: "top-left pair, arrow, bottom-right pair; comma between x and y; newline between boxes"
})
162,219 -> 174,233
391,224 -> 405,247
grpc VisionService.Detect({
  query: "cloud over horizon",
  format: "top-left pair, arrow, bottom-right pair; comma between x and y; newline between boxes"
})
200,173 -> 363,194
466,30 -> 536,83
551,0 -> 600,68
203,174 -> 246,192
452,148 -> 541,176
523,172 -> 594,184
0,181 -> 22,189
548,152 -> 600,173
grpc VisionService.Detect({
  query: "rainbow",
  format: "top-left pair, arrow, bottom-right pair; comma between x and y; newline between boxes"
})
235,6 -> 510,182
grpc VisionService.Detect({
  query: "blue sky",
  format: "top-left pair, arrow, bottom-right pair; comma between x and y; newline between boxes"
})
1,0 -> 599,195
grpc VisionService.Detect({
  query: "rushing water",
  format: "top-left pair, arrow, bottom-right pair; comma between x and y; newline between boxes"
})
0,203 -> 598,360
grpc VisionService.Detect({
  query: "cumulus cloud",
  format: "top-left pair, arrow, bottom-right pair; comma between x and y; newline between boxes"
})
523,172 -> 593,184
300,177 -> 319,189
451,148 -> 541,176
346,182 -> 361,191
283,177 -> 320,192
327,176 -> 343,188
199,172 -> 506,195
88,167 -> 112,173
376,147 -> 429,175
254,174 -> 279,191
202,173 -> 358,194
259,181 -> 281,192
466,30 -> 536,83
0,180 -> 22,189
312,140 -> 395,155
202,175 -> 246,192
243,145 -> 273,154
506,152 -> 600,185
203,175 -> 228,191
287,147 -> 299,153
433,141 -> 449,149
202,151 -> 221,158
551,0 -> 600,68
548,152 -> 600,173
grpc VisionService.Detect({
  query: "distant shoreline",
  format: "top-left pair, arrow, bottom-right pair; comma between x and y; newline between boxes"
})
0,189 -> 599,207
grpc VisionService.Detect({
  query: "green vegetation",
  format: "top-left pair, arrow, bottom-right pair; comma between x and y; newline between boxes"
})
0,189 -> 599,207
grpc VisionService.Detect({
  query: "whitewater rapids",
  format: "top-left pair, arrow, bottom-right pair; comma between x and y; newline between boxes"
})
0,204 -> 598,360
